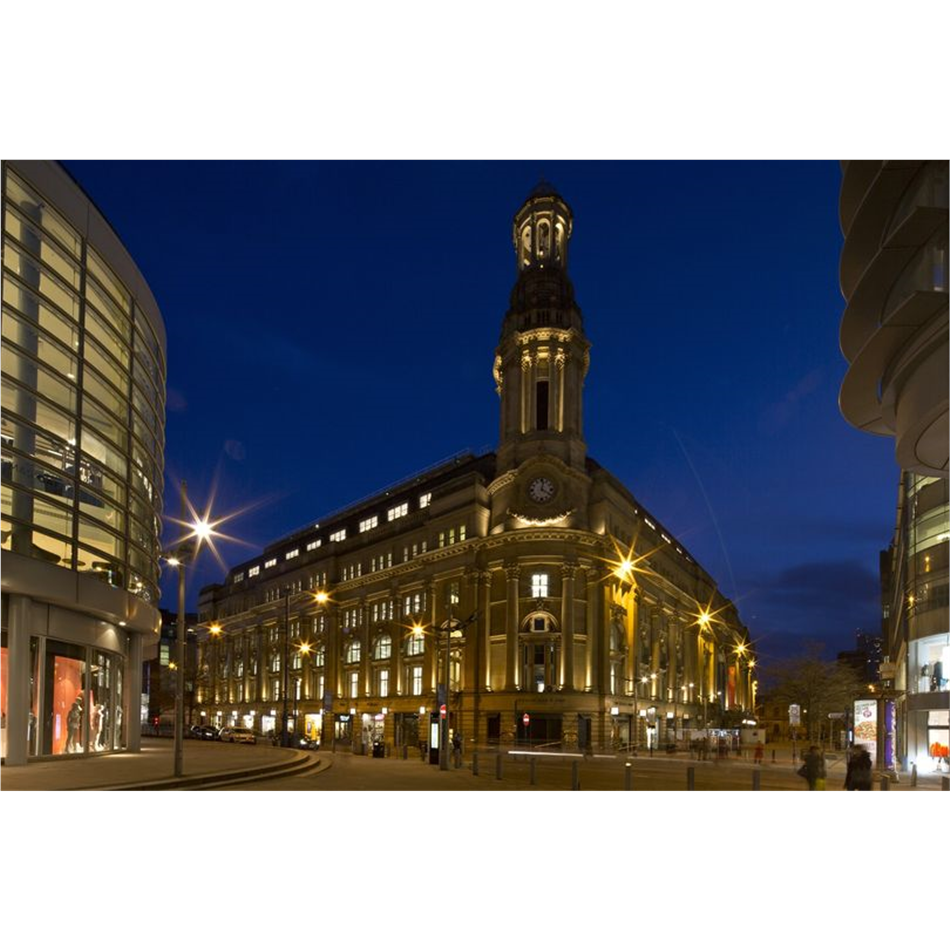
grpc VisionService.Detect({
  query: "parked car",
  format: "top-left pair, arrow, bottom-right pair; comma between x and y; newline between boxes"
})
220,726 -> 257,744
190,724 -> 220,741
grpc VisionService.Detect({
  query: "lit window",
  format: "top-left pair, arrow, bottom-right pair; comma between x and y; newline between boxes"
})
387,502 -> 408,521
359,516 -> 378,533
374,635 -> 392,660
531,573 -> 549,598
378,668 -> 390,698
249,566 -> 260,577
286,549 -> 299,560
449,581 -> 460,605
410,665 -> 423,695
346,640 -> 362,664
406,631 -> 425,656
349,671 -> 359,699
330,529 -> 346,543
419,492 -> 432,508
644,518 -> 656,530
307,539 -> 322,551
233,572 -> 244,583
265,558 -> 277,569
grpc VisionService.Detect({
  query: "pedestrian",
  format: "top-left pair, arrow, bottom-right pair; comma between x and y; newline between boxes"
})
452,731 -> 462,767
797,745 -> 826,790
754,742 -> 764,766
844,747 -> 873,791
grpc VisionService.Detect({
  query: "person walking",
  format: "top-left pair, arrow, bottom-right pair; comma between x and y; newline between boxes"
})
798,745 -> 826,790
844,747 -> 873,791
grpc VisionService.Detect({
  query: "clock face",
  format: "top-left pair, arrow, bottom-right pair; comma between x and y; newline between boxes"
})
528,477 -> 555,503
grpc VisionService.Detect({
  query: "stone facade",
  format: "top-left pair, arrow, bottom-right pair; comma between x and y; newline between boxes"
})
196,184 -> 755,751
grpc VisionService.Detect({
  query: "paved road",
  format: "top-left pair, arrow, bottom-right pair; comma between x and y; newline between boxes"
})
220,748 -> 934,791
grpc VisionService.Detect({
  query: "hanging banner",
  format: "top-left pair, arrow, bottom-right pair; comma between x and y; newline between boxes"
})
853,699 -> 877,764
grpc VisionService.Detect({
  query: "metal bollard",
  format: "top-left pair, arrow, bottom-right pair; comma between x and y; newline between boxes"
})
687,766 -> 695,790
530,758 -> 537,786
911,764 -> 917,787
624,762 -> 633,791
496,752 -> 503,780
752,770 -> 761,791
472,751 -> 479,776
880,775 -> 890,791
571,760 -> 580,791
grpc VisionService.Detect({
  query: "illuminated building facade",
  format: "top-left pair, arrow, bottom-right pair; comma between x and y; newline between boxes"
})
880,472 -> 949,773
1,161 -> 166,764
838,160 -> 948,477
197,184 -> 755,752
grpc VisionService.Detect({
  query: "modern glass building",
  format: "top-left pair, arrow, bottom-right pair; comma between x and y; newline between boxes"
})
1,161 -> 166,765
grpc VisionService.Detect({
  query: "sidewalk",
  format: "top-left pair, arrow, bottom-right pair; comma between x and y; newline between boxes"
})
1,738 -> 306,791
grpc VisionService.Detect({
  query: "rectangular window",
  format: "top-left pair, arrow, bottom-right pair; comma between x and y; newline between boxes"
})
359,516 -> 378,533
233,571 -> 244,583
410,666 -> 423,696
536,380 -> 549,430
330,529 -> 346,543
419,492 -> 431,508
531,573 -> 549,598
378,669 -> 390,698
286,548 -> 299,560
307,539 -> 322,551
387,502 -> 408,521
264,558 -> 277,569
449,581 -> 460,605
350,671 -> 360,699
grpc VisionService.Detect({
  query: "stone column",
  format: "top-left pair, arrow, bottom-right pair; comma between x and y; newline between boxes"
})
359,599 -> 371,696
479,570 -> 492,690
423,583 -> 436,692
585,572 -> 599,690
4,595 -> 31,765
650,609 -> 661,700
126,625 -> 143,753
504,562 -> 520,690
625,590 -> 638,694
560,562 -> 576,689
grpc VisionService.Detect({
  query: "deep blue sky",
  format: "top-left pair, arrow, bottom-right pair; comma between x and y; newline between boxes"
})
64,161 -> 899,663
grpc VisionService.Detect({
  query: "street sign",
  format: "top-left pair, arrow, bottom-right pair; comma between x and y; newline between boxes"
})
523,713 -> 530,725
789,704 -> 801,726
440,704 -> 446,719
828,712 -> 845,719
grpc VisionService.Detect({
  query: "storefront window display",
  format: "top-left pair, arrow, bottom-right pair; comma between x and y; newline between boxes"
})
909,633 -> 949,694
43,640 -> 86,755
911,709 -> 950,773
1,634 -> 7,759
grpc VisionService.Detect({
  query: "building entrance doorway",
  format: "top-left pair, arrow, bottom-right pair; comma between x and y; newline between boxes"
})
516,712 -> 562,746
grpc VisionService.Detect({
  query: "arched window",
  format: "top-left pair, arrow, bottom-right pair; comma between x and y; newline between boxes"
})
345,639 -> 361,664
538,221 -> 550,257
521,225 -> 532,267
405,631 -> 425,657
374,635 -> 392,660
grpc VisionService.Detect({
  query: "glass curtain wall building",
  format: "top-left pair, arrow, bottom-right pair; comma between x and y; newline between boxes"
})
1,161 -> 166,765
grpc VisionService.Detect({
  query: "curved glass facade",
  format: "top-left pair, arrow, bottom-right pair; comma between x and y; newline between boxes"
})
2,167 -> 166,605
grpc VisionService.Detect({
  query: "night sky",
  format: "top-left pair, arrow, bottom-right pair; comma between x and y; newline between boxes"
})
63,161 -> 900,663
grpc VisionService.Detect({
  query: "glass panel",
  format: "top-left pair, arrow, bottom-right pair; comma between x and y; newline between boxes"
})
5,171 -> 81,257
43,640 -> 86,755
1,377 -> 77,445
82,400 -> 128,453
79,456 -> 126,507
77,516 -> 124,563
2,278 -> 81,349
3,241 -> 80,318
1,345 -> 77,414
1,308 -> 78,380
82,364 -> 125,421
85,307 -> 131,376
76,545 -> 124,588
87,247 -> 131,316
77,486 -> 125,535
4,207 -> 81,287
80,427 -> 127,480
86,276 -> 131,343
90,652 -> 120,751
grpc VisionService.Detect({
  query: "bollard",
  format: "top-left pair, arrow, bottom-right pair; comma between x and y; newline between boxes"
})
624,762 -> 633,791
496,752 -> 503,781
752,769 -> 761,791
472,751 -> 479,776
771,749 -> 776,764
687,766 -> 695,790
880,775 -> 890,791
571,760 -> 580,790
530,758 -> 537,786
911,764 -> 917,788
403,744 -> 408,760
942,776 -> 949,791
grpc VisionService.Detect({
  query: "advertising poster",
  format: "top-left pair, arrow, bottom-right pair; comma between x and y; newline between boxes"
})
853,698 -> 877,763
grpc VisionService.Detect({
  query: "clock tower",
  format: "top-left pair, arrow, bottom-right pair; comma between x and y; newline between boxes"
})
490,183 -> 592,531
